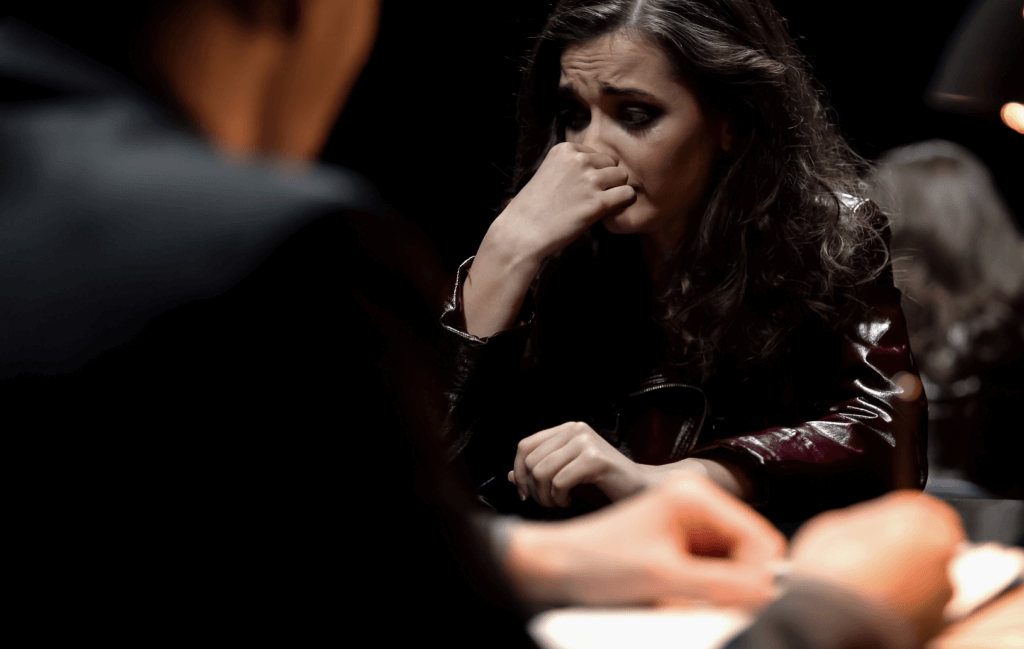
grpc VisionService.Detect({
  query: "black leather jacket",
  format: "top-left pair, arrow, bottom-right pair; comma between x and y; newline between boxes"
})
440,223 -> 928,523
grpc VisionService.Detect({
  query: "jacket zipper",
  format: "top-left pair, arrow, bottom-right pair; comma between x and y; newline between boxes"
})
626,382 -> 709,461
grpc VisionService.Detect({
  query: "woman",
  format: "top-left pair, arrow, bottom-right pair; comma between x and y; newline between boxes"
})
866,140 -> 1024,498
442,0 -> 927,522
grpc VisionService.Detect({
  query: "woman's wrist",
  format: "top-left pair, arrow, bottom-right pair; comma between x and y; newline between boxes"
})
697,457 -> 754,501
635,462 -> 681,494
644,458 -> 753,501
479,210 -> 547,273
464,218 -> 545,338
588,458 -> 658,502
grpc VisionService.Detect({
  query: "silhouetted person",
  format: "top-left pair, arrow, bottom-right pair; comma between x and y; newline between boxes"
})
867,140 -> 1024,499
2,2 -> 525,643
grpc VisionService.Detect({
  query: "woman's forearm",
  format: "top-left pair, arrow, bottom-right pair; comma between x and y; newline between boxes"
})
644,458 -> 754,502
463,219 -> 544,339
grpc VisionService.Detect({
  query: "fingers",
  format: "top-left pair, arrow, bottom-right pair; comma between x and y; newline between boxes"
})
512,426 -> 562,498
530,442 -> 589,508
513,423 -> 579,502
560,142 -> 617,169
600,184 -> 637,210
547,454 -> 605,508
661,475 -> 785,564
513,422 -> 614,508
584,152 -> 618,170
592,166 -> 629,190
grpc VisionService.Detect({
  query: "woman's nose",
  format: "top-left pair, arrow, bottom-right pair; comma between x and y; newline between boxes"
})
581,117 -> 617,163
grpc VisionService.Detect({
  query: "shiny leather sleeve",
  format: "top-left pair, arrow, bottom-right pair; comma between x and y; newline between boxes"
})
693,273 -> 929,520
438,257 -> 536,477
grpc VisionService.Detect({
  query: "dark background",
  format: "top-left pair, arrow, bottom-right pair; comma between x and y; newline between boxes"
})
324,0 -> 1024,272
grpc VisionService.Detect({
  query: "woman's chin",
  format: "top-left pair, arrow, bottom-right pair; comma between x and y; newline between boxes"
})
601,210 -> 645,235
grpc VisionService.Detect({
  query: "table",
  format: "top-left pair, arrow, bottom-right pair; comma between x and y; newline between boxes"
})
929,584 -> 1024,649
531,588 -> 1023,649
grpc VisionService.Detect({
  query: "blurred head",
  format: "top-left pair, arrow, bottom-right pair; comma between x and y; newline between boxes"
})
868,140 -> 1024,299
518,0 -> 882,377
866,140 -> 1024,384
7,0 -> 381,160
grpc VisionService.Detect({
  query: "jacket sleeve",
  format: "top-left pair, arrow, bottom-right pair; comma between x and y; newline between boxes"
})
439,257 -> 536,484
692,271 -> 928,518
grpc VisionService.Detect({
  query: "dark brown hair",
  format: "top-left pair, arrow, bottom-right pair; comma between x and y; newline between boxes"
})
515,0 -> 889,379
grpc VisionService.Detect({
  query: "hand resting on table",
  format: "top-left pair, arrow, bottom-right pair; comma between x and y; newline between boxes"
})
503,472 -> 785,608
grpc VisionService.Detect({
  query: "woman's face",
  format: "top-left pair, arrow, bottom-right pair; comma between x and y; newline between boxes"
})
558,31 -> 732,250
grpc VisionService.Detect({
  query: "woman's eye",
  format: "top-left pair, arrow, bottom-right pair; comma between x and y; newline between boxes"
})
619,105 -> 661,131
558,103 -> 590,132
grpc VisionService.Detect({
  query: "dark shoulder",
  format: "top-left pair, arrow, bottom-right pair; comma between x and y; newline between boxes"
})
0,93 -> 379,225
0,16 -> 382,229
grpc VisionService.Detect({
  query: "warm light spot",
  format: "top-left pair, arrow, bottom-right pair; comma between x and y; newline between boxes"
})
893,371 -> 923,402
1001,102 -> 1024,134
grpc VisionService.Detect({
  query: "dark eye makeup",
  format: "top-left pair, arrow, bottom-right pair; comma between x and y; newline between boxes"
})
557,100 -> 590,133
617,103 -> 663,132
557,98 -> 663,135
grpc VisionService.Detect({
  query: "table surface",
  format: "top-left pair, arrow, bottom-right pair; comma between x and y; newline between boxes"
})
929,584 -> 1024,649
530,584 -> 1024,649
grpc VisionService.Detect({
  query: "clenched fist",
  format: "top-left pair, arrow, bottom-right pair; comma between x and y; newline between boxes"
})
494,142 -> 636,263
463,142 -> 635,339
509,422 -> 652,507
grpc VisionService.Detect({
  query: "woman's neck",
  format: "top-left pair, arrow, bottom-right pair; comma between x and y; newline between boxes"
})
639,231 -> 679,292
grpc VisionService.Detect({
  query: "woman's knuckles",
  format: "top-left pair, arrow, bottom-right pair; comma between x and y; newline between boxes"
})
517,437 -> 538,456
580,445 -> 603,464
551,473 -> 576,493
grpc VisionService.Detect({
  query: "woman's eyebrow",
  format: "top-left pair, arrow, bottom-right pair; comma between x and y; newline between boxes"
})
557,83 -> 658,101
601,85 -> 658,100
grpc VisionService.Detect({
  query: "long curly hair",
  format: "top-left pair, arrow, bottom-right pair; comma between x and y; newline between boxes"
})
512,0 -> 889,380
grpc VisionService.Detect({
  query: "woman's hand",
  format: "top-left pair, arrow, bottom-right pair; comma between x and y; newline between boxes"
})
463,143 -> 635,339
503,472 -> 786,607
509,422 -> 653,507
509,420 -> 757,507
492,142 -> 635,262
